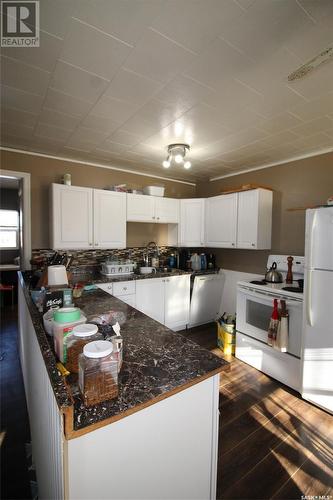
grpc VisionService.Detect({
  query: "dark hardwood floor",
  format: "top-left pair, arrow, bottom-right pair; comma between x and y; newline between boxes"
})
181,323 -> 333,500
1,308 -> 332,499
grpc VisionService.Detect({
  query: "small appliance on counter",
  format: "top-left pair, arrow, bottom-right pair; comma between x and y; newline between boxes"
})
101,261 -> 135,276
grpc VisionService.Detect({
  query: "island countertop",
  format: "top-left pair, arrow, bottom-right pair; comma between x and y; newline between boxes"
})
19,272 -> 228,439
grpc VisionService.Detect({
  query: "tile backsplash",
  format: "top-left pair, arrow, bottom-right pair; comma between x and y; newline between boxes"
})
31,247 -> 177,270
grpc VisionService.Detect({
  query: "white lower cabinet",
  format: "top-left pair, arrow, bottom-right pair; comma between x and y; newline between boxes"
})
136,275 -> 190,331
164,275 -> 190,330
135,278 -> 166,324
97,281 -> 136,308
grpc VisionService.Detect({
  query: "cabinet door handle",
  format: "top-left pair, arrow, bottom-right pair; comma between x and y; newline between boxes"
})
157,217 -> 160,220
95,242 -> 99,246
89,243 -> 93,246
123,287 -> 127,291
251,243 -> 255,247
232,243 -> 235,247
152,216 -> 155,219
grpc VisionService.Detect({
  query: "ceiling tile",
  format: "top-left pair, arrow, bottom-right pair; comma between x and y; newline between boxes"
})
297,0 -> 333,23
66,126 -> 109,150
104,68 -> 161,105
1,122 -> 34,140
60,18 -> 132,80
284,15 -> 333,61
109,130 -> 143,147
254,130 -> 300,150
0,85 -> 44,114
29,137 -> 64,154
74,0 -> 163,46
1,108 -> 38,128
120,115 -> 160,139
290,92 -> 333,121
156,74 -> 215,108
51,60 -> 110,103
38,108 -> 81,131
0,134 -> 32,150
0,31 -> 63,73
44,88 -> 92,118
35,122 -> 73,142
134,98 -> 192,131
124,29 -> 196,84
184,37 -> 253,90
290,116 -> 333,137
218,0 -> 313,61
0,56 -> 50,96
89,95 -> 139,123
35,0 -> 79,38
256,112 -> 304,134
81,114 -> 120,134
96,140 -> 129,155
150,0 -> 243,53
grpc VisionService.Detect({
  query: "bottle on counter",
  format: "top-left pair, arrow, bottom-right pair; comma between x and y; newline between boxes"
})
168,253 -> 176,268
79,340 -> 119,406
200,253 -> 207,270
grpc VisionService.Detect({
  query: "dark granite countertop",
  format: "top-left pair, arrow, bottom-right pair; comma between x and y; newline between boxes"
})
19,272 -> 228,438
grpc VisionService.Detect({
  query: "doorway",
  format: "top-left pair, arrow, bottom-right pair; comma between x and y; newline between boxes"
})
0,170 -> 31,271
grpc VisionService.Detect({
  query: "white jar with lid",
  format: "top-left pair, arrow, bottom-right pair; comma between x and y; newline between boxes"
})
66,324 -> 103,374
79,341 -> 119,406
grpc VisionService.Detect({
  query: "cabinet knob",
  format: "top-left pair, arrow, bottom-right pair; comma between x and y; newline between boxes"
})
152,216 -> 155,219
232,243 -> 235,247
157,217 -> 160,220
123,287 -> 127,290
89,243 -> 93,246
108,286 -> 112,290
251,243 -> 255,247
95,242 -> 99,246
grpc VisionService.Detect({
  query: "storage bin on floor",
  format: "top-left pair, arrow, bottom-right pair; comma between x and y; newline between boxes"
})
217,313 -> 236,355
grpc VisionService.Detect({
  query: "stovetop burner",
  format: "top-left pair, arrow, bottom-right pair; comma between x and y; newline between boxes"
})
281,286 -> 303,293
250,280 -> 267,285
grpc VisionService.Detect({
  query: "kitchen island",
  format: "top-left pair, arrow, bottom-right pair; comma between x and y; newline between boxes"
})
18,272 -> 228,500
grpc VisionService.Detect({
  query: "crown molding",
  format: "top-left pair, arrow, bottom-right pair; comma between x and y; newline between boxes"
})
209,147 -> 333,181
0,147 -> 196,186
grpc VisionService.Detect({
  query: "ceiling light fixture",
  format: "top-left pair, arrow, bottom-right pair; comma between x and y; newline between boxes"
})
162,143 -> 191,169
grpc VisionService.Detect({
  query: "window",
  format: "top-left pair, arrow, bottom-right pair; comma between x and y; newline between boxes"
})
0,209 -> 19,249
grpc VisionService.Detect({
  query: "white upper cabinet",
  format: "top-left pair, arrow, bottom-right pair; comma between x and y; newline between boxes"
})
205,193 -> 238,248
237,189 -> 272,249
204,189 -> 272,249
51,184 -> 93,249
179,199 -> 205,247
127,193 -> 179,223
93,189 -> 126,249
126,193 -> 155,222
50,184 -> 126,249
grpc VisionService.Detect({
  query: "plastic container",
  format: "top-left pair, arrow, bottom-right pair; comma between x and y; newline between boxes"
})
65,324 -> 103,373
43,305 -> 60,336
190,253 -> 201,271
54,307 -> 81,323
79,341 -> 119,406
53,312 -> 86,363
143,186 -> 165,197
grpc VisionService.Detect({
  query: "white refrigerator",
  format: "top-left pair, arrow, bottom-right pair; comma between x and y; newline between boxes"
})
301,206 -> 333,414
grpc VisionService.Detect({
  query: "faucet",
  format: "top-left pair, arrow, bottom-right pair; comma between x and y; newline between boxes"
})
146,241 -> 160,255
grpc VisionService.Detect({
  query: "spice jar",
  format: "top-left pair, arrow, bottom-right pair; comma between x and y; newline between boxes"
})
79,341 -> 119,406
66,323 -> 102,374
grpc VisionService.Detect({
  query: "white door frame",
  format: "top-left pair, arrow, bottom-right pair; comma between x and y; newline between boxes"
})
0,169 -> 31,269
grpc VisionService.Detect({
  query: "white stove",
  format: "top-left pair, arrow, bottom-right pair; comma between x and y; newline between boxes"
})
236,255 -> 305,392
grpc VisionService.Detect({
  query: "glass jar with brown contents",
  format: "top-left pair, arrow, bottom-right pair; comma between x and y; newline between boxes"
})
66,324 -> 102,374
78,341 -> 119,406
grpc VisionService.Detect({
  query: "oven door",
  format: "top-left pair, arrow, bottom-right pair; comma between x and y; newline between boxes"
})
237,286 -> 303,357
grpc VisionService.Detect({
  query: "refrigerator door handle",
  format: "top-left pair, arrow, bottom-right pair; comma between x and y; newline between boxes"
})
306,270 -> 313,327
308,210 -> 316,269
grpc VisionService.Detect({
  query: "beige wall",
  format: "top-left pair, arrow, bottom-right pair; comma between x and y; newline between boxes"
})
197,152 -> 333,273
0,150 -> 195,248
